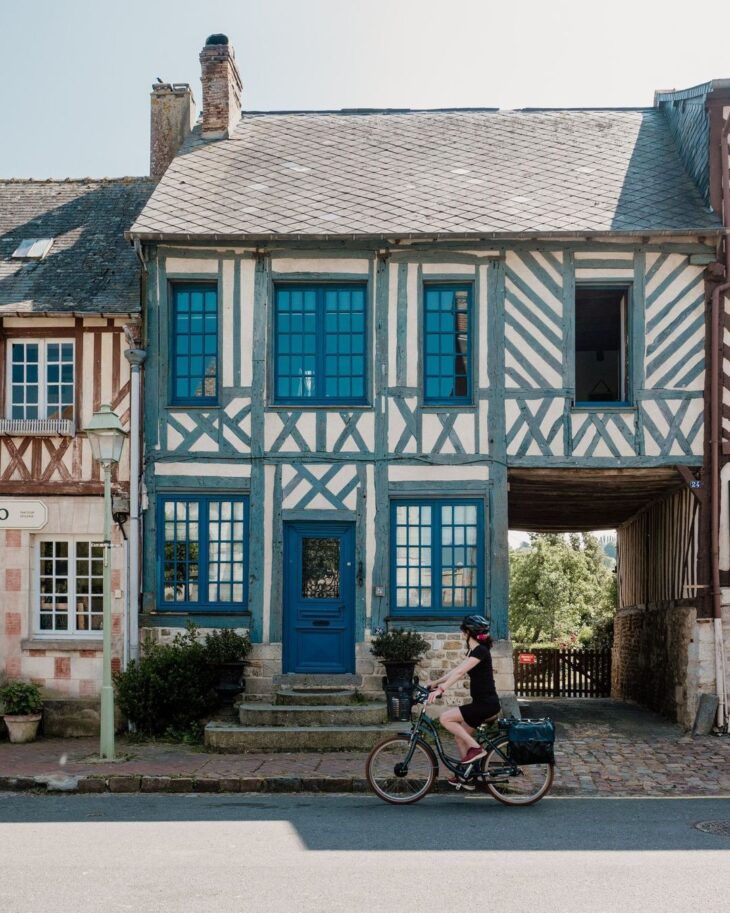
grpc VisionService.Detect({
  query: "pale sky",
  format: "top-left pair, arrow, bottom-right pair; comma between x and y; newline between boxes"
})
0,0 -> 727,178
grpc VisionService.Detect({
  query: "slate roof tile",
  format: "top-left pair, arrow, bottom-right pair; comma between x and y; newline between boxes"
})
131,108 -> 721,239
1,178 -> 155,313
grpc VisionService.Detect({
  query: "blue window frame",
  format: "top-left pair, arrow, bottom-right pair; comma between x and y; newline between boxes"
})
274,284 -> 367,404
574,284 -> 630,406
171,284 -> 218,405
157,495 -> 249,610
390,499 -> 484,615
423,284 -> 472,404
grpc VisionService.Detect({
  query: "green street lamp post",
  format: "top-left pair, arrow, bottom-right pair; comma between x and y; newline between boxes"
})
86,404 -> 127,761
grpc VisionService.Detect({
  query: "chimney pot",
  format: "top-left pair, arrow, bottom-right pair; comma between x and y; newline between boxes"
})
200,35 -> 242,139
149,83 -> 196,180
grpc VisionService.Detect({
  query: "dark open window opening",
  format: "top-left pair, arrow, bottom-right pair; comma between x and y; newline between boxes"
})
575,286 -> 629,405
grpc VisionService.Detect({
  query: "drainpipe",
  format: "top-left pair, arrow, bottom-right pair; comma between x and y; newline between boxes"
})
709,113 -> 730,731
124,343 -> 146,662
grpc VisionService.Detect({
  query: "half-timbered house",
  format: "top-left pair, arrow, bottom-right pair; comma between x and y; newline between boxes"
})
0,178 -> 153,734
129,36 -> 730,731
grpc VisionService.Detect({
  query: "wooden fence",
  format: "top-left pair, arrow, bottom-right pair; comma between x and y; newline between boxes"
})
513,648 -> 612,698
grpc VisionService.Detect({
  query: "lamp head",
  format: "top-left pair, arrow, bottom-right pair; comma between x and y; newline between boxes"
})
86,404 -> 126,465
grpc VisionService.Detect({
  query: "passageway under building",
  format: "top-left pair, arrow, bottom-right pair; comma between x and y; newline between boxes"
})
508,467 -> 706,726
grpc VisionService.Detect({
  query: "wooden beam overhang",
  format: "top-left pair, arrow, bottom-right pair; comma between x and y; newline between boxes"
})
508,467 -> 685,531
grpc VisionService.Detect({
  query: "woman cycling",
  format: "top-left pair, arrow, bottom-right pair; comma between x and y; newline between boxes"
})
427,614 -> 501,789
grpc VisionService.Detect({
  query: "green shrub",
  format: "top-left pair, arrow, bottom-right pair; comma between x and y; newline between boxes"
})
370,627 -> 430,663
113,624 -> 218,736
204,628 -> 252,664
0,681 -> 43,715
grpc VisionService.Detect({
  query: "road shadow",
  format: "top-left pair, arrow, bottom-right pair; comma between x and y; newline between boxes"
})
1,794 -> 729,851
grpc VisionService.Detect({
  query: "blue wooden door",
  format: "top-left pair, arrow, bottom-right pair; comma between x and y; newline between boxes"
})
283,522 -> 356,674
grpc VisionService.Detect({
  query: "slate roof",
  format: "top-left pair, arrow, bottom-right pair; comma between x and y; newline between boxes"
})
1,178 -> 155,313
130,108 -> 721,240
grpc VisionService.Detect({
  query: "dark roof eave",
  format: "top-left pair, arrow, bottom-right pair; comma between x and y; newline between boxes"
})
126,227 -> 725,243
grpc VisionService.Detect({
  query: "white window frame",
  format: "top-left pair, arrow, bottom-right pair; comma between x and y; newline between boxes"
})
6,338 -> 75,421
34,535 -> 104,639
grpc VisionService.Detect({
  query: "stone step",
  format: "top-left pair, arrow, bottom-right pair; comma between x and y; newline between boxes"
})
274,688 -> 359,707
273,673 -> 362,689
205,722 -> 402,752
239,702 -> 386,727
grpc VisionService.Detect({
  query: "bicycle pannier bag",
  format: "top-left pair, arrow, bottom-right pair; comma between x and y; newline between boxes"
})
506,718 -> 555,765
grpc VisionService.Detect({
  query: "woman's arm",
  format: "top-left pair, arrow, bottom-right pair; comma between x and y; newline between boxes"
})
428,656 -> 480,701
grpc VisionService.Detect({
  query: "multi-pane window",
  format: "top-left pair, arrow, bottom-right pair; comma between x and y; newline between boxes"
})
37,540 -> 104,635
8,340 -> 74,420
274,284 -> 367,404
172,284 -> 218,404
575,285 -> 629,405
159,495 -> 248,608
423,284 -> 472,403
391,500 -> 483,614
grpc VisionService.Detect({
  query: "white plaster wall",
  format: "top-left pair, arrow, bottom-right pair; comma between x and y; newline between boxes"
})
1,496 -> 126,699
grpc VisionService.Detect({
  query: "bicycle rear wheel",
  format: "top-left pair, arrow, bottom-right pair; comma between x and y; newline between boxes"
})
366,735 -> 438,805
481,736 -> 554,806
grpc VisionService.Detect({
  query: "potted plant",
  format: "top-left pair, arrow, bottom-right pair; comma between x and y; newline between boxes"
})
371,627 -> 430,686
0,681 -> 43,743
204,628 -> 252,704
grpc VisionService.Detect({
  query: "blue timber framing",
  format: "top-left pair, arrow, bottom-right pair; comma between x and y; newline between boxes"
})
139,237 -> 707,652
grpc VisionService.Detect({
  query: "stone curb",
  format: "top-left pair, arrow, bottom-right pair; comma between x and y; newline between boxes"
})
0,774 -> 727,797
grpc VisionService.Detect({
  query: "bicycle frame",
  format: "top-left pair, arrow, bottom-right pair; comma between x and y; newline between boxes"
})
399,699 -> 515,782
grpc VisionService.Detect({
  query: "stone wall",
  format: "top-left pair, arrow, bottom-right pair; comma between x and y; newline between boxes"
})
612,603 -> 721,729
144,627 -> 517,712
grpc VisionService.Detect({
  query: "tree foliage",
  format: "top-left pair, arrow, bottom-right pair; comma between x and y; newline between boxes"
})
509,533 -> 615,648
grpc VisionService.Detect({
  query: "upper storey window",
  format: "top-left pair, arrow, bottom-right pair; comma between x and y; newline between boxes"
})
423,284 -> 472,404
273,284 -> 367,405
8,340 -> 74,420
575,286 -> 629,406
172,284 -> 218,405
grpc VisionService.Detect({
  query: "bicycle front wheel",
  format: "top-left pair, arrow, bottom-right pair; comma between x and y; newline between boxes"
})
481,736 -> 554,806
366,735 -> 437,805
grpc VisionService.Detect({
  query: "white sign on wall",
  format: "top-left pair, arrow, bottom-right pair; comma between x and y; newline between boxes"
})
0,500 -> 48,530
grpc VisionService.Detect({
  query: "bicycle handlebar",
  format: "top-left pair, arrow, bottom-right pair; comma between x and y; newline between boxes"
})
411,683 -> 434,704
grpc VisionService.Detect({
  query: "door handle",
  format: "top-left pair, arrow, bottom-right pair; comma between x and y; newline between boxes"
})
312,620 -> 330,627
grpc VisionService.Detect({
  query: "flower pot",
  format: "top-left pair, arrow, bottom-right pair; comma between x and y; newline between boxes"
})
381,660 -> 417,688
214,661 -> 246,704
3,713 -> 42,744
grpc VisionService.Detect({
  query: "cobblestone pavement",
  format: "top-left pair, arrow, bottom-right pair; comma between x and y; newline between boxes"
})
1,699 -> 728,795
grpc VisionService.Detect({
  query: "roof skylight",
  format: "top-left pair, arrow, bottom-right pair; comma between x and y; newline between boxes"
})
11,238 -> 54,260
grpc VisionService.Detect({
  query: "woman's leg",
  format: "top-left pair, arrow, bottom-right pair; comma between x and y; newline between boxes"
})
439,708 -> 481,756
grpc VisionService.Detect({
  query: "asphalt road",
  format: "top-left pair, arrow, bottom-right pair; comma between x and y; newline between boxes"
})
1,793 -> 729,913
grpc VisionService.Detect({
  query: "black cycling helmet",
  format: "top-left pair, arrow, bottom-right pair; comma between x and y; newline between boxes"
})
460,614 -> 491,640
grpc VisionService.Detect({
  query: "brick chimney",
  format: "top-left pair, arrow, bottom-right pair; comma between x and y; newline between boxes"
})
150,83 -> 196,179
200,34 -> 242,139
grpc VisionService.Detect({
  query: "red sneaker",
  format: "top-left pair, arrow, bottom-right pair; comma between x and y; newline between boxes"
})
461,746 -> 487,765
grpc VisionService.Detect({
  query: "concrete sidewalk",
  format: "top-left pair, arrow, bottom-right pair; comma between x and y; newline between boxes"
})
1,699 -> 728,796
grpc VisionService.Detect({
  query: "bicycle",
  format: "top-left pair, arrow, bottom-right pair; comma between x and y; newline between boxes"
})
366,683 -> 554,806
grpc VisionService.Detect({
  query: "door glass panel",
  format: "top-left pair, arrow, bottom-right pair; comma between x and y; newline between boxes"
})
301,537 -> 340,599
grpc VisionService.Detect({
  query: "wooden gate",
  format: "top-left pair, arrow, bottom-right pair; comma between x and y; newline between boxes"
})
513,648 -> 612,697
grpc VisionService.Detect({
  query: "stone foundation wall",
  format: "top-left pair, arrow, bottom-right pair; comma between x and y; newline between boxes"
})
142,627 -> 517,711
612,603 -> 722,729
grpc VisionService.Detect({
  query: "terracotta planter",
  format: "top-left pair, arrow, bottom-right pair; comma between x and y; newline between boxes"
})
3,713 -> 42,744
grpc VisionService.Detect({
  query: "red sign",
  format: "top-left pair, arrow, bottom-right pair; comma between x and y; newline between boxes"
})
518,653 -> 537,665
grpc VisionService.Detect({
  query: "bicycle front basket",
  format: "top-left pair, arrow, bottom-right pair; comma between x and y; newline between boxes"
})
506,718 -> 555,766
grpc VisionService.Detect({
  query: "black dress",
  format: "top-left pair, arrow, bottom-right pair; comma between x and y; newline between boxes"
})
460,644 -> 501,728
